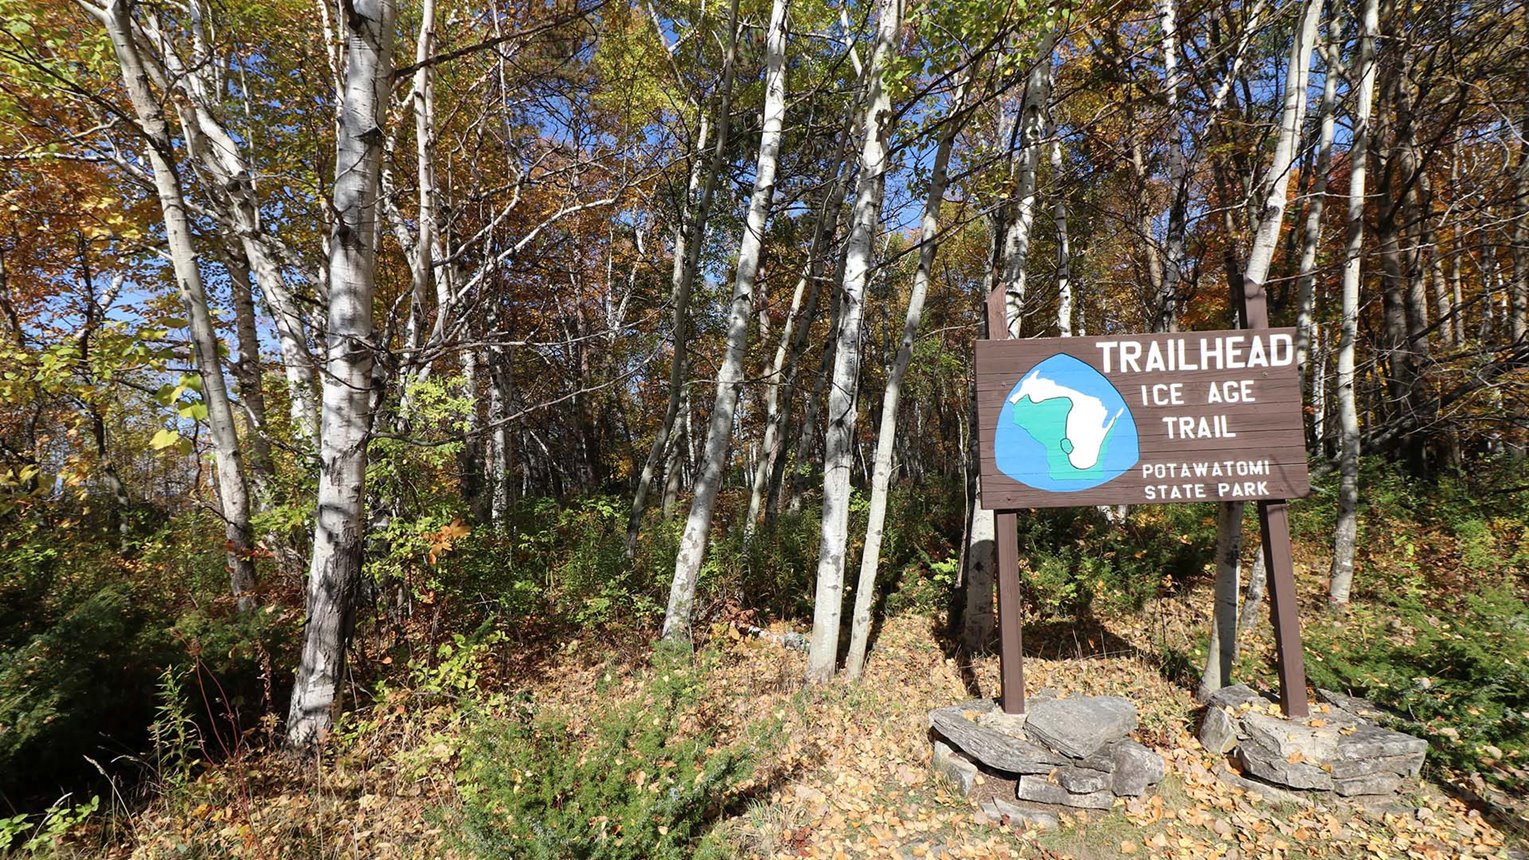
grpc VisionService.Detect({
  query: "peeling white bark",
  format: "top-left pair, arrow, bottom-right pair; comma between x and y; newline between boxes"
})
1331,0 -> 1379,607
806,0 -> 901,683
286,0 -> 396,748
661,0 -> 789,642
845,75 -> 969,681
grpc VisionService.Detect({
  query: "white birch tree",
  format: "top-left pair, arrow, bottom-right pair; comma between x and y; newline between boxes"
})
1201,0 -> 1323,696
806,0 -> 902,683
661,0 -> 789,642
287,0 -> 396,747
845,75 -> 969,680
83,0 -> 259,610
1330,0 -> 1379,607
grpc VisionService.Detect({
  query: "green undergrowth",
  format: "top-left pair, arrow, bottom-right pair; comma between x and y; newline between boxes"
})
0,504 -> 294,815
1306,586 -> 1529,795
453,643 -> 778,859
1304,457 -> 1529,795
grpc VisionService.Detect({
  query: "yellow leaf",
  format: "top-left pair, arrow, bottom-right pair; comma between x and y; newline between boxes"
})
150,428 -> 181,449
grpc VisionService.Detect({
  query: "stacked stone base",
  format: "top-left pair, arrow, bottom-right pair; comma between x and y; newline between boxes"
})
1199,685 -> 1428,800
929,695 -> 1164,815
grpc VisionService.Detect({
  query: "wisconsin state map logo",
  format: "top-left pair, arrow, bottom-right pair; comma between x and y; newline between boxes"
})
994,354 -> 1140,492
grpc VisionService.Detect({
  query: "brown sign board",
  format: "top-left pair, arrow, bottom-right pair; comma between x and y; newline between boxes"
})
975,328 -> 1310,510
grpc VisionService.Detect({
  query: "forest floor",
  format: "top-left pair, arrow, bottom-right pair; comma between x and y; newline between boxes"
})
106,556 -> 1527,860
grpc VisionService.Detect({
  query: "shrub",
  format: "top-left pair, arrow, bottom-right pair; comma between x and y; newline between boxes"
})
0,504 -> 293,810
454,646 -> 769,859
1306,585 -> 1529,794
1016,503 -> 1217,617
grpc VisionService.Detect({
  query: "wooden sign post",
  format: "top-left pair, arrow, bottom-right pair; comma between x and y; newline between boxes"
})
976,293 -> 1311,717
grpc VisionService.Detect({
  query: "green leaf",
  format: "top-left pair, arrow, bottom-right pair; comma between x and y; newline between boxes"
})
150,428 -> 181,450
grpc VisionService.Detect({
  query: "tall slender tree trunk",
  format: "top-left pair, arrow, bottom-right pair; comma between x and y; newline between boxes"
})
143,15 -> 320,443
224,246 -> 275,501
661,386 -> 688,518
996,33 -> 1057,334
1052,133 -> 1074,337
806,0 -> 901,683
1311,325 -> 1328,453
661,0 -> 789,642
957,37 -> 1058,649
404,0 -> 439,362
89,0 -> 257,610
1331,0 -> 1379,607
489,339 -> 514,523
1201,0 -> 1323,694
286,0 -> 396,748
1158,0 -> 1188,332
745,154 -> 848,535
1198,501 -> 1243,699
845,76 -> 968,681
629,53 -> 732,555
1512,91 -> 1529,344
1295,19 -> 1339,369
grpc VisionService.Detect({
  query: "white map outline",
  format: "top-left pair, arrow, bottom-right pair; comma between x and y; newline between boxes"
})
1008,368 -> 1123,471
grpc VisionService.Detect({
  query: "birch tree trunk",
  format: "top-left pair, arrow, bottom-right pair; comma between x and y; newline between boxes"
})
806,0 -> 900,683
1157,0 -> 1188,332
1198,500 -> 1243,699
87,0 -> 258,611
845,76 -> 968,680
1295,19 -> 1339,370
1052,133 -> 1074,337
224,246 -> 275,501
287,0 -> 396,748
1512,105 -> 1529,345
661,0 -> 788,642
404,0 -> 439,361
1201,0 -> 1323,693
138,12 -> 319,442
996,33 -> 1057,334
1331,0 -> 1379,607
744,147 -> 849,535
628,22 -> 736,555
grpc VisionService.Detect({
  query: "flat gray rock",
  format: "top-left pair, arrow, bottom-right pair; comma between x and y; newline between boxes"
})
982,797 -> 1059,831
1334,771 -> 1406,797
1317,689 -> 1387,723
929,706 -> 1065,774
1242,712 -> 1345,762
1238,734 -> 1334,791
1336,723 -> 1428,761
1109,740 -> 1165,796
1206,684 -> 1272,711
1199,705 -> 1241,754
928,698 -> 996,727
1023,696 -> 1138,759
1057,765 -> 1111,794
932,740 -> 979,796
1017,774 -> 1115,810
1215,764 -> 1316,807
977,708 -> 1029,739
1329,753 -> 1424,780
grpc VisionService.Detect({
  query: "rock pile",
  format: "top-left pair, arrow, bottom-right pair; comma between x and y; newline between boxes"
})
1199,685 -> 1428,799
928,695 -> 1164,810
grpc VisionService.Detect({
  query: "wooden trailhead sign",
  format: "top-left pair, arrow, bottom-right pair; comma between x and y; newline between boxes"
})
975,329 -> 1311,509
976,290 -> 1311,722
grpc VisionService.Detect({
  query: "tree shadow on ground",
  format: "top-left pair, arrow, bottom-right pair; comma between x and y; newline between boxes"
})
929,609 -> 1158,703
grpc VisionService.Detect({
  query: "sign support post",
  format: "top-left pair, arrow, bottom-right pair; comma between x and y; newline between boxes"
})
1239,278 -> 1310,719
985,291 -> 1027,715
